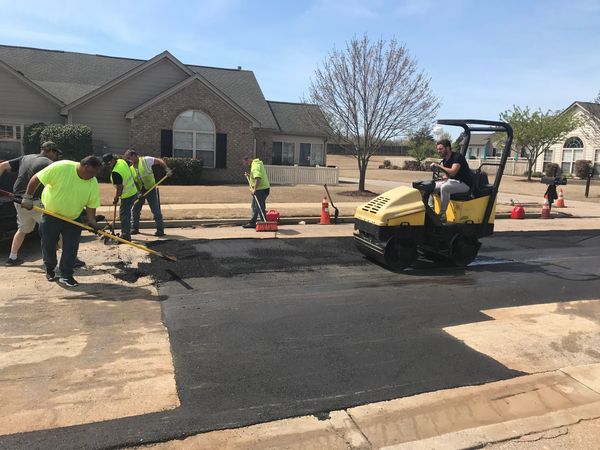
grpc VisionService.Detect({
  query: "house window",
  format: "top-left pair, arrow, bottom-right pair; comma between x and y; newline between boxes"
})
0,123 -> 24,159
173,110 -> 215,168
543,149 -> 553,172
561,137 -> 583,174
594,149 -> 600,177
299,143 -> 325,166
272,141 -> 295,165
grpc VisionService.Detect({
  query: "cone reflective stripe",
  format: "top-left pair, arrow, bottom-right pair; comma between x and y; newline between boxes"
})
320,196 -> 331,224
555,188 -> 566,208
541,195 -> 551,219
30,204 -> 176,261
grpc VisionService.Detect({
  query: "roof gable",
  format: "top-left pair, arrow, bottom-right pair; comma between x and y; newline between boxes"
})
125,74 -> 260,126
0,58 -> 63,106
60,51 -> 193,114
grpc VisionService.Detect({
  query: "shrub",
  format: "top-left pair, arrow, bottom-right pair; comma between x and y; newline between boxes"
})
544,163 -> 561,177
154,157 -> 203,185
574,160 -> 592,179
383,159 -> 391,168
531,171 -> 543,178
421,161 -> 434,172
392,165 -> 399,170
23,122 -> 47,154
39,124 -> 93,161
378,164 -> 385,169
402,160 -> 422,171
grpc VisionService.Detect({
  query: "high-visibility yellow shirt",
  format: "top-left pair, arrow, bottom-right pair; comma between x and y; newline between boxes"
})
249,158 -> 270,190
110,159 -> 138,199
37,160 -> 100,219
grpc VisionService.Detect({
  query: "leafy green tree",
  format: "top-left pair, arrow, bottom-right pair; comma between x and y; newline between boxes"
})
309,34 -> 439,191
499,106 -> 581,181
407,126 -> 435,166
39,124 -> 93,161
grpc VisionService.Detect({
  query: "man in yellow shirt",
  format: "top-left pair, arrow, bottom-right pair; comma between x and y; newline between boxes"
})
102,153 -> 138,242
21,155 -> 102,287
242,156 -> 271,228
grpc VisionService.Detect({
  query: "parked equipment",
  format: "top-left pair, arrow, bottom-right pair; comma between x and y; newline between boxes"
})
353,119 -> 513,270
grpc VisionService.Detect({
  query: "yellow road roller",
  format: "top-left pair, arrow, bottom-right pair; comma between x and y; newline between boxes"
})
354,119 -> 513,269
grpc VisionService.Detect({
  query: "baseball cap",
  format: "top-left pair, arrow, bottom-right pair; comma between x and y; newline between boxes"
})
41,141 -> 62,155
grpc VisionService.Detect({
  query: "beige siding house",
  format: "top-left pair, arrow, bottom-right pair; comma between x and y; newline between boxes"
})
535,102 -> 600,176
0,45 -> 329,182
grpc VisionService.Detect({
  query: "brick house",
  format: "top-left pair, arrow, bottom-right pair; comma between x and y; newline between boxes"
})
0,45 -> 329,183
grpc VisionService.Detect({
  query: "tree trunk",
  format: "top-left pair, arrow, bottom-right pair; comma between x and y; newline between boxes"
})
358,159 -> 367,192
527,159 -> 534,182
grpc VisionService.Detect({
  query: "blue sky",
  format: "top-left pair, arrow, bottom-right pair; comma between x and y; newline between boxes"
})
2,0 -> 600,137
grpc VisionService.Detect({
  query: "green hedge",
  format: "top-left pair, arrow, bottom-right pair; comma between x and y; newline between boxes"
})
154,157 -> 203,185
23,122 -> 47,154
39,124 -> 93,161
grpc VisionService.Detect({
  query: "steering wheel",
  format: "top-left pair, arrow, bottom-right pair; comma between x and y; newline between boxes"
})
431,164 -> 445,181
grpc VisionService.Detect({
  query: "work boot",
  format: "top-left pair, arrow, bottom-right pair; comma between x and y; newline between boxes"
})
131,229 -> 140,235
58,276 -> 79,288
154,230 -> 165,237
46,268 -> 56,282
242,222 -> 256,229
73,257 -> 86,268
6,257 -> 24,266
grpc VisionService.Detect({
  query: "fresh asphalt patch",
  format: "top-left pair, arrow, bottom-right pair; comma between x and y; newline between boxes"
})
4,230 -> 600,450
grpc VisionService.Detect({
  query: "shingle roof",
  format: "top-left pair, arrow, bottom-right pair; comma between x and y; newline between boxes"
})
0,45 -> 279,128
267,101 -> 331,137
575,101 -> 600,120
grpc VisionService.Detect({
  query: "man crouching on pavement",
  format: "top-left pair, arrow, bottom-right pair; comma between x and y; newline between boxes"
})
21,155 -> 102,288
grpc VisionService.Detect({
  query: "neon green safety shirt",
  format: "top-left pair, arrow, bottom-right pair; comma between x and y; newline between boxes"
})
37,160 -> 100,219
110,159 -> 138,199
249,158 -> 270,190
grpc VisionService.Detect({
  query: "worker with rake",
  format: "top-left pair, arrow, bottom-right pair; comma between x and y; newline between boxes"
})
20,156 -> 103,288
242,155 -> 270,229
102,153 -> 138,243
124,149 -> 172,237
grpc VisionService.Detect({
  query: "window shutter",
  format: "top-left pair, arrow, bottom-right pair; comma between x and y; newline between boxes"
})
160,129 -> 173,157
215,133 -> 227,168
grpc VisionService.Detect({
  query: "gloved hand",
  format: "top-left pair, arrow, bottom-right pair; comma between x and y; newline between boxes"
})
88,220 -> 102,235
166,168 -> 174,177
21,194 -> 34,210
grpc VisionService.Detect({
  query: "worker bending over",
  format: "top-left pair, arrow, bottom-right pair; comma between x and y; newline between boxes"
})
102,153 -> 138,242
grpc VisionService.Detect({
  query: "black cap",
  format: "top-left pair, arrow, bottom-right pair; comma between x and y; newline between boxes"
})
102,153 -> 115,164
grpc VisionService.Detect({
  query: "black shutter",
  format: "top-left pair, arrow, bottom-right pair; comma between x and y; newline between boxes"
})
215,133 -> 227,168
160,129 -> 173,157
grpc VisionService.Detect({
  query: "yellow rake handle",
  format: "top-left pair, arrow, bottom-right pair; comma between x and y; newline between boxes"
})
133,173 -> 170,207
32,205 -> 176,262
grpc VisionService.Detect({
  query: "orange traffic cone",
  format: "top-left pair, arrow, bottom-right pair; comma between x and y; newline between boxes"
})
555,188 -> 566,208
320,196 -> 331,224
540,195 -> 551,219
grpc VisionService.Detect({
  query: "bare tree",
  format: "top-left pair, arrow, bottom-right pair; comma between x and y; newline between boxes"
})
309,34 -> 439,192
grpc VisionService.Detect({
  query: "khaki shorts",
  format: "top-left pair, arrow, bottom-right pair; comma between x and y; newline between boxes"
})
14,200 -> 42,233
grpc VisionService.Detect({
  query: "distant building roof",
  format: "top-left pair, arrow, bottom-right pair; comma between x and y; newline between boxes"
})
573,101 -> 600,120
267,101 -> 331,137
467,133 -> 494,146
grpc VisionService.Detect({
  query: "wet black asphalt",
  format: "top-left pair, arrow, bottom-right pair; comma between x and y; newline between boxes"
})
3,230 -> 600,449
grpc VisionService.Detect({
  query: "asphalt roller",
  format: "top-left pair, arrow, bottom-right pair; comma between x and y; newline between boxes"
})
354,119 -> 513,270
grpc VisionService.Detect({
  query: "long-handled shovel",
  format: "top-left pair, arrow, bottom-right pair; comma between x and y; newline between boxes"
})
1,190 -> 176,262
324,184 -> 339,224
132,171 -> 172,207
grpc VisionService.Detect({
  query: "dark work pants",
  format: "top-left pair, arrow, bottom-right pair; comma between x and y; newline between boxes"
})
40,214 -> 82,278
250,188 -> 270,223
132,188 -> 164,232
119,195 -> 136,241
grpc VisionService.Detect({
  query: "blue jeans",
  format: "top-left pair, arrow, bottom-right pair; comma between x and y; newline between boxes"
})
250,188 -> 270,223
40,214 -> 82,278
132,188 -> 164,232
120,195 -> 136,240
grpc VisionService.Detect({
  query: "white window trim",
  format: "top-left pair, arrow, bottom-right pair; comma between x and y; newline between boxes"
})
172,110 -> 216,168
0,123 -> 25,156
